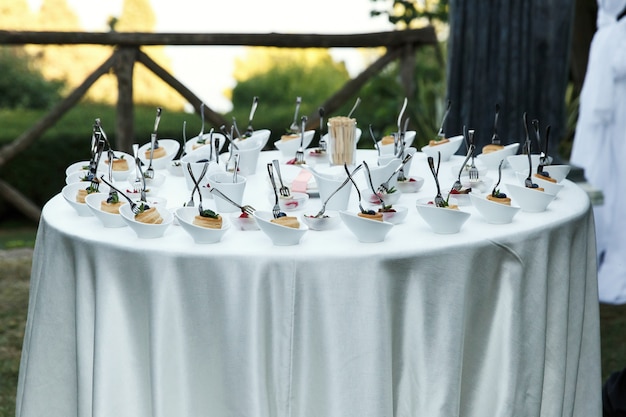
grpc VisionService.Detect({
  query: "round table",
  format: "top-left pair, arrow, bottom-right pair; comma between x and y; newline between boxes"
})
16,150 -> 601,417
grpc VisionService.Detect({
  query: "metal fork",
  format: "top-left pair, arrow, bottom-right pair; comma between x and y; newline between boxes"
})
132,144 -> 143,192
467,129 -> 479,181
452,144 -> 475,192
491,159 -> 505,196
437,100 -> 452,138
187,162 -> 208,212
272,159 -> 290,197
294,116 -> 307,165
378,153 -> 413,194
427,155 -> 446,207
344,163 -> 366,214
318,107 -> 326,151
289,97 -> 302,133
99,176 -> 142,214
245,96 -> 259,137
89,135 -> 106,191
363,161 -> 384,208
491,104 -> 501,145
522,113 -> 534,188
145,108 -> 162,179
135,158 -> 148,202
369,124 -> 381,156
210,187 -> 256,216
314,164 -> 362,218
267,163 -> 282,218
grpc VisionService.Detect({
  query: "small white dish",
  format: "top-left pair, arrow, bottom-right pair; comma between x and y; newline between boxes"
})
254,211 -> 308,246
65,160 -> 92,176
540,164 -> 571,183
379,205 -> 408,224
506,153 -> 541,174
234,128 -> 271,150
275,192 -> 309,211
274,130 -> 315,158
230,212 -> 259,231
301,211 -> 341,231
85,192 -> 128,228
138,139 -> 180,170
185,132 -> 227,154
119,203 -> 173,238
476,143 -> 520,169
396,177 -> 424,193
469,193 -> 521,224
415,202 -> 470,234
377,130 -> 416,154
504,183 -> 556,213
364,188 -> 401,206
167,160 -> 185,177
175,207 -> 230,244
420,134 -> 464,162
62,181 -> 109,216
66,170 -> 100,185
339,211 -> 394,243
98,150 -> 136,181
514,172 -> 564,196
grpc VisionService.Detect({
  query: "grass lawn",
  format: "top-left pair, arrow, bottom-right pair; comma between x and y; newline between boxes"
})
0,226 -> 625,414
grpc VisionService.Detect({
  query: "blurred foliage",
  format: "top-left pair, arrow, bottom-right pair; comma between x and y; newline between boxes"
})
0,48 -> 65,109
370,0 -> 449,27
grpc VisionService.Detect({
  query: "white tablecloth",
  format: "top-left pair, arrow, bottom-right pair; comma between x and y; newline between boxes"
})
17,150 -> 601,417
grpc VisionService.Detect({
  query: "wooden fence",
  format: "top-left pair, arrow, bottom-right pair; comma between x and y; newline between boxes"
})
0,28 -> 437,221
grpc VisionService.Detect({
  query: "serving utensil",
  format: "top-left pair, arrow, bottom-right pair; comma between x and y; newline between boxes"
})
187,162 -> 209,213
294,116 -> 307,165
210,187 -> 256,216
369,124 -> 381,156
313,164 -> 363,218
437,100 -> 452,138
132,144 -> 142,192
99,176 -> 143,214
347,97 -> 361,118
491,159 -> 505,196
135,158 -> 148,202
397,97 -> 408,135
289,97 -> 302,133
272,159 -> 290,197
378,153 -> 413,194
364,161 -> 384,208
538,125 -> 552,173
451,144 -> 475,192
318,107 -> 326,151
522,112 -> 534,188
245,96 -> 259,137
491,104 -> 501,145
467,129 -> 479,181
232,117 -> 243,140
344,162 -> 366,214
427,154 -> 446,207
145,107 -> 162,179
221,125 -> 239,172
267,162 -> 282,218
88,133 -> 106,191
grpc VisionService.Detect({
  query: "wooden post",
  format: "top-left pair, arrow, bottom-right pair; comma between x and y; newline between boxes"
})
399,42 -> 416,100
114,47 -> 138,153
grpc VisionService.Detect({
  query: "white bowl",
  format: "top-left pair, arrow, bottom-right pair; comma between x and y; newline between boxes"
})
65,160 -> 92,176
273,130 -> 315,158
301,211 -> 341,231
98,150 -> 136,181
185,132 -> 227,154
506,153 -> 541,174
66,170 -> 100,185
339,211 -> 394,243
167,160 -> 185,177
396,176 -> 424,193
420,134 -> 464,161
62,181 -> 110,216
175,207 -> 230,244
138,139 -> 180,170
364,188 -> 401,206
504,183 -> 556,213
540,164 -> 571,183
476,143 -> 520,169
514,172 -> 564,196
119,203 -> 173,238
85,192 -> 128,228
415,202 -> 471,234
377,131 -> 416,154
379,205 -> 408,224
234,128 -> 271,150
230,212 -> 259,231
276,192 -> 309,211
469,193 -> 521,224
254,211 -> 308,246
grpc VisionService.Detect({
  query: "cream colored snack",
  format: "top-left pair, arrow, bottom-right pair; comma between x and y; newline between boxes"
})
193,214 -> 223,229
135,207 -> 163,224
270,216 -> 300,229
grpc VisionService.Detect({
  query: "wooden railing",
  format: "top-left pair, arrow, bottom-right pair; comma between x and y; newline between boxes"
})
0,28 -> 438,221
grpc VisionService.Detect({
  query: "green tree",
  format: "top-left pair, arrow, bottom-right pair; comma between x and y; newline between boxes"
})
228,48 -> 350,143
370,0 -> 449,27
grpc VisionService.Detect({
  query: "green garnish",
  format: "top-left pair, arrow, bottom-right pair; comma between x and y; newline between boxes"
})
106,192 -> 120,204
86,183 -> 99,194
386,186 -> 397,194
200,209 -> 219,219
137,202 -> 151,213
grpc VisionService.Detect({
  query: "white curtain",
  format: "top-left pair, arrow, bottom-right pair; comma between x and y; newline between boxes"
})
571,0 -> 626,303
